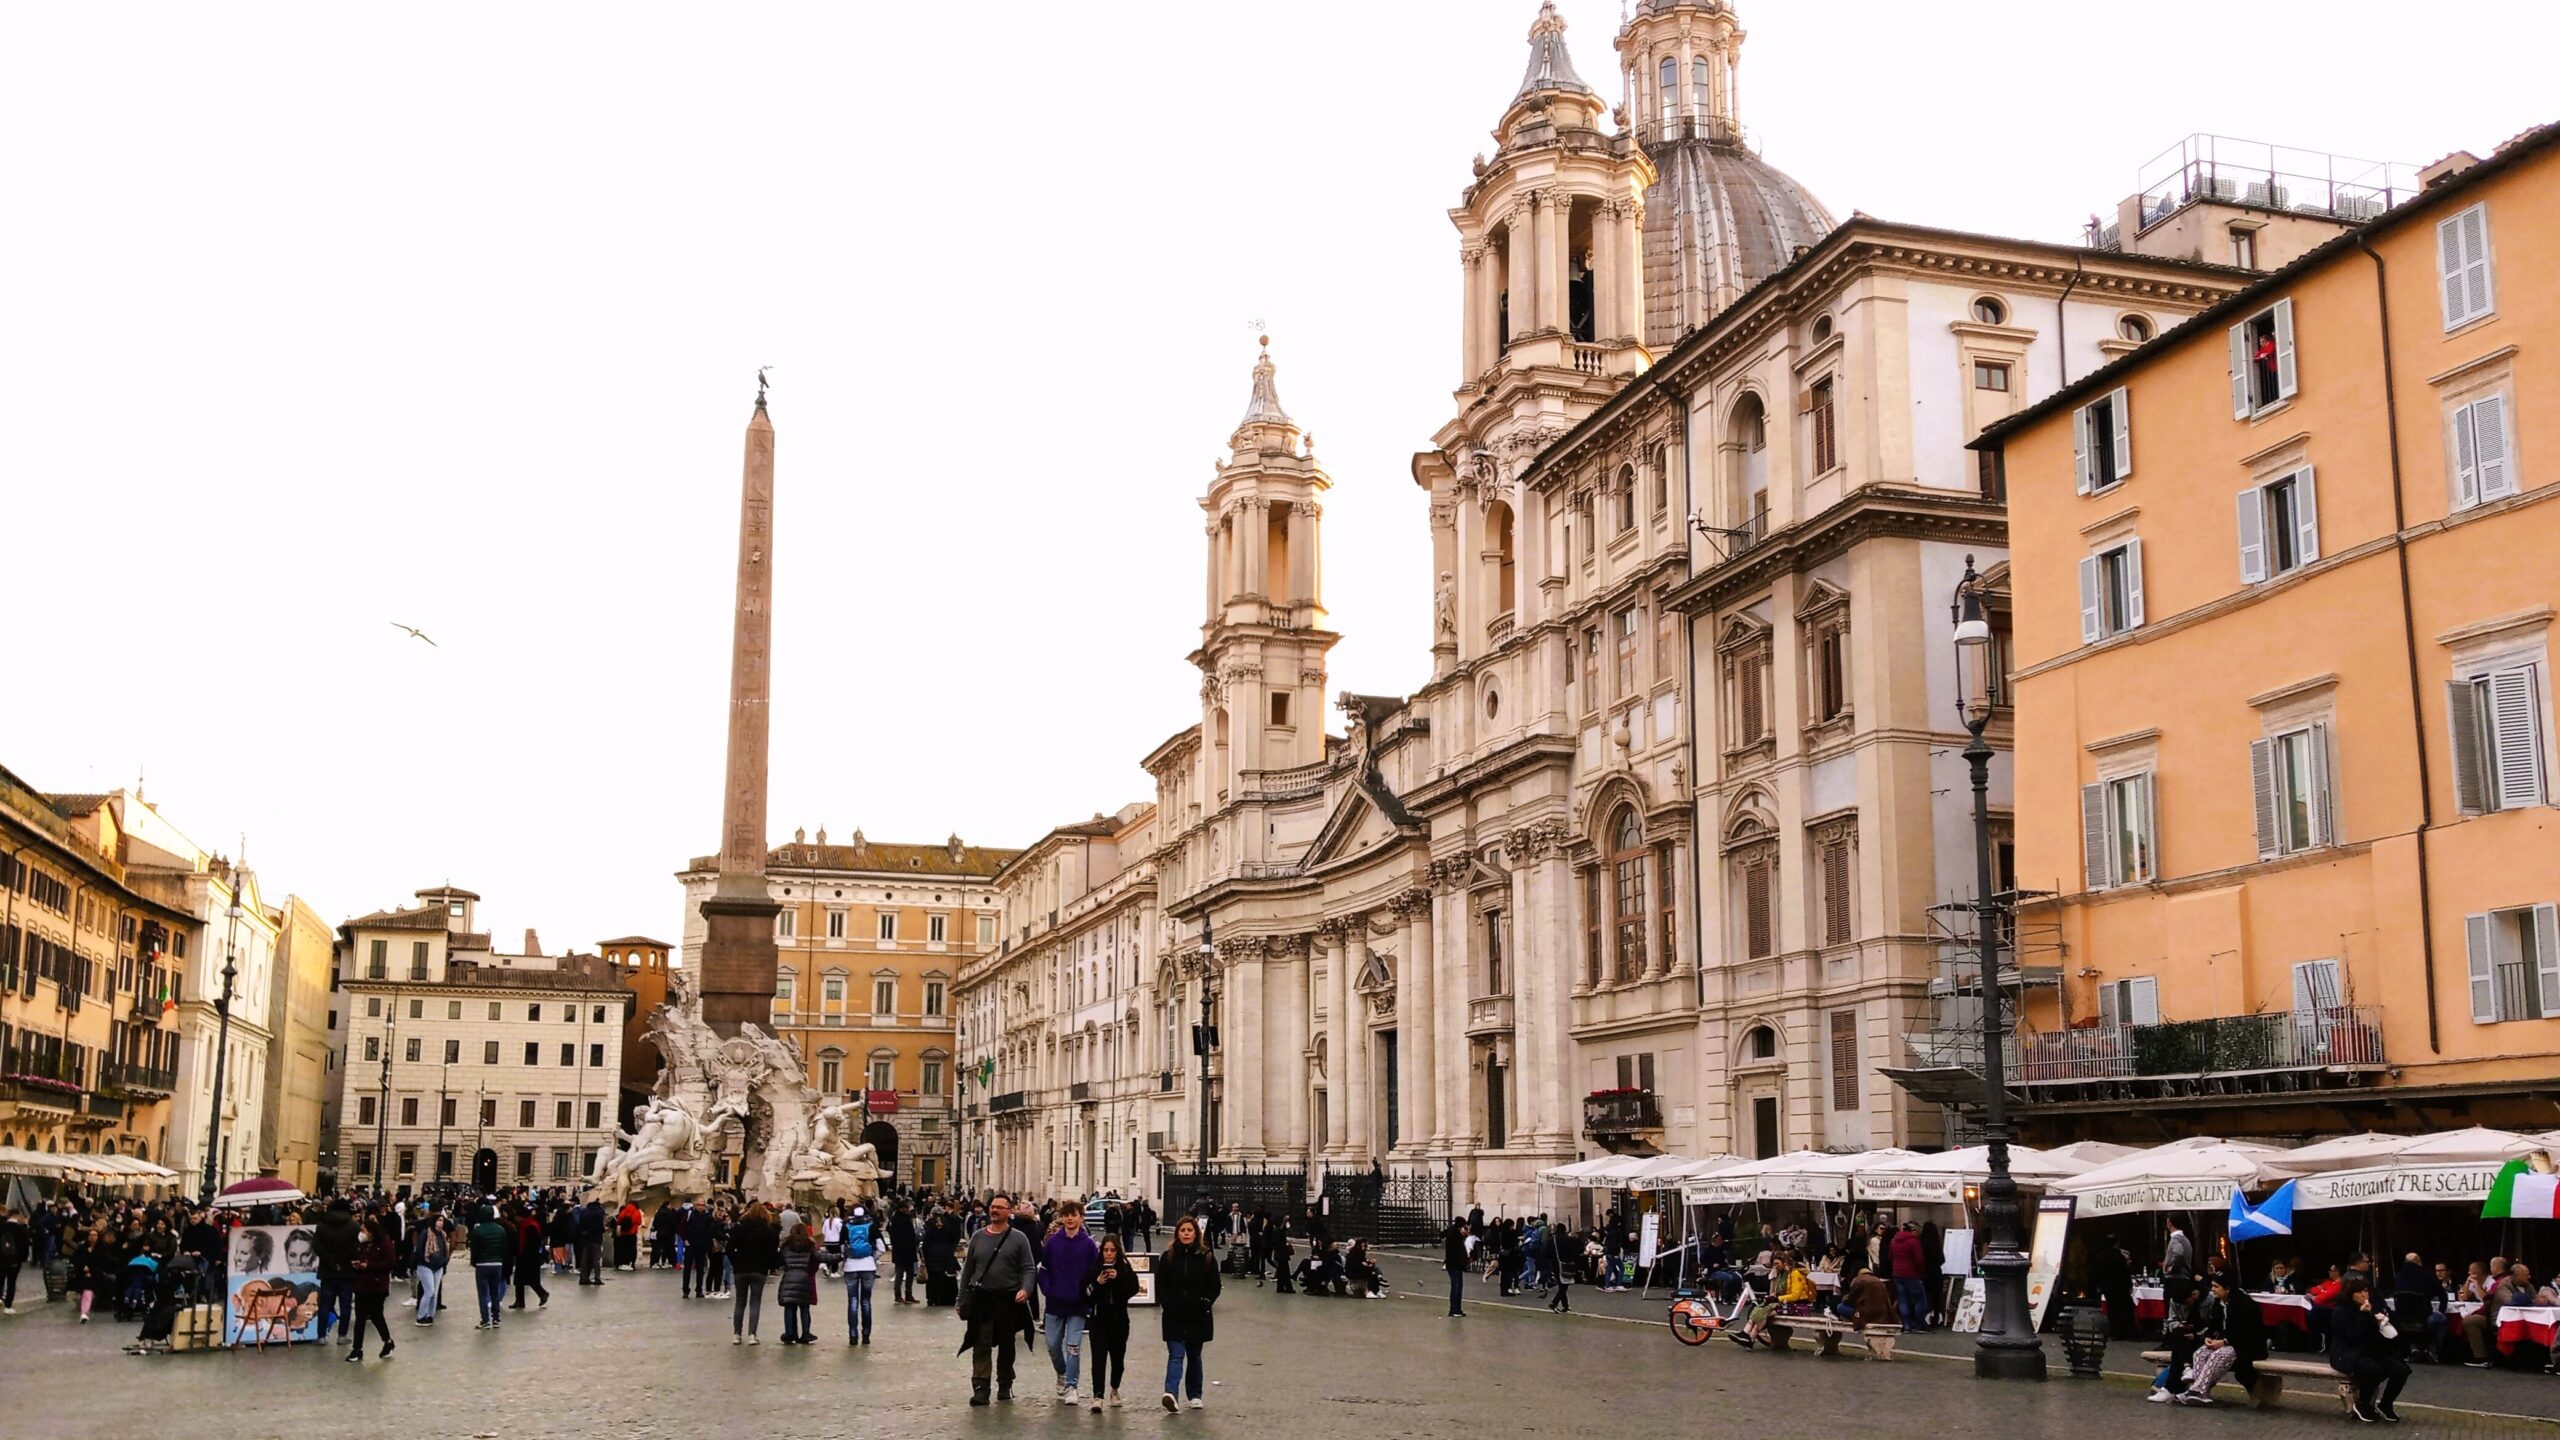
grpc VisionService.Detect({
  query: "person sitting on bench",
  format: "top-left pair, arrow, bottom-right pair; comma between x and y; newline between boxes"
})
1343,1240 -> 1385,1300
2171,1275 -> 2265,1405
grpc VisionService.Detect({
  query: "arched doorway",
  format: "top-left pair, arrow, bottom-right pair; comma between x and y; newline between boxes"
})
861,1121 -> 899,1185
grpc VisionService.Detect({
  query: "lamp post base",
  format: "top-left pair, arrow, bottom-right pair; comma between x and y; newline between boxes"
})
1974,1339 -> 2049,1381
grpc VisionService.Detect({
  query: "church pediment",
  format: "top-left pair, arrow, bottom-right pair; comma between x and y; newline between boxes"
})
1305,779 -> 1415,871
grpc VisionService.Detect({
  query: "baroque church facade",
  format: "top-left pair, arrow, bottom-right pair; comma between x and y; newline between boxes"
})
960,0 -> 2246,1214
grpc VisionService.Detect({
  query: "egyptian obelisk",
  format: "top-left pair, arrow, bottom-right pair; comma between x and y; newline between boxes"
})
696,379 -> 782,1035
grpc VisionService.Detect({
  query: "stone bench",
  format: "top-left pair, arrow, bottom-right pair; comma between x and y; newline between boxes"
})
1763,1313 -> 1903,1359
2139,1349 -> 2352,1410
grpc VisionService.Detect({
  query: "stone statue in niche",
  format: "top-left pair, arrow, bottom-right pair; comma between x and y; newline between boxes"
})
1435,572 -> 1457,638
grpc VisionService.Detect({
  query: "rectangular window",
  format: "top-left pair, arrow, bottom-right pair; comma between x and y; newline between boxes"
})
1612,845 -> 1648,982
2097,975 -> 2161,1029
2231,227 -> 2257,271
367,938 -> 386,978
777,909 -> 796,938
1580,625 -> 1600,710
2237,468 -> 2319,583
1655,604 -> 1678,683
1581,869 -> 1604,987
827,910 -> 846,940
515,1149 -> 533,1179
444,1037 -> 459,1064
1829,1009 -> 1859,1110
589,1043 -> 604,1067
1743,855 -> 1774,960
365,997 -> 382,1018
403,1037 -> 421,1062
869,1057 -> 895,1091
822,975 -> 845,1004
776,972 -> 796,1004
586,1100 -> 602,1128
977,915 -> 995,946
1483,910 -> 1507,995
1810,619 -> 1848,723
440,1095 -> 457,1126
2078,539 -> 2144,642
2227,300 -> 2298,418
488,1002 -> 501,1020
874,979 -> 896,1015
2073,387 -> 2132,492
929,913 -> 948,943
922,1059 -> 943,1095
2450,665 -> 2548,814
357,1095 -> 377,1125
1973,361 -> 2010,392
408,998 -> 423,1019
2080,772 -> 2158,890
924,980 -> 946,1016
399,1096 -> 419,1125
1735,644 -> 1768,745
1614,607 -> 1637,697
479,1098 -> 496,1125
2468,906 -> 2558,1023
362,1036 -> 379,1062
410,941 -> 429,980
483,1040 -> 498,1064
877,912 -> 897,942
1986,610 -> 2014,711
527,1003 -> 541,1022
518,1099 -> 536,1127
447,1000 -> 461,1019
1655,847 -> 1679,969
1820,833 -> 1854,946
1804,377 -> 1839,475
551,1150 -> 573,1179
522,1041 -> 539,1065
2451,393 -> 2515,510
2252,724 -> 2334,858
554,1100 -> 572,1128
559,1043 -> 574,1066
2438,202 -> 2495,330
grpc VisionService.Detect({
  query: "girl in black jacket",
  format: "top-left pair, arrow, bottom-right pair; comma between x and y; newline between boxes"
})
2329,1277 -> 2410,1422
1083,1235 -> 1142,1410
1155,1219 -> 1222,1413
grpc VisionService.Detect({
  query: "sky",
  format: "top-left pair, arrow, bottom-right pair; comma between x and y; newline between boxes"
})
3,1 -> 2551,951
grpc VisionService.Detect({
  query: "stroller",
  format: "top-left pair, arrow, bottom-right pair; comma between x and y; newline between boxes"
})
128,1255 -> 206,1355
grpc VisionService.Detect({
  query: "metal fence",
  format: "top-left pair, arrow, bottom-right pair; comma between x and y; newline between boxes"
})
2017,1005 -> 2385,1082
1321,1170 -> 1452,1245
1162,1163 -> 1307,1233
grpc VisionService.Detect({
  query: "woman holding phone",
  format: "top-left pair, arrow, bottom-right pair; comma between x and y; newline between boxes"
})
1084,1234 -> 1142,1410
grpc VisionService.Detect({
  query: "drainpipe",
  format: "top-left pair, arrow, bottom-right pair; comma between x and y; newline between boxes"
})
2358,234 -> 2441,1055
2054,257 -> 2086,389
1677,398 -> 1710,1017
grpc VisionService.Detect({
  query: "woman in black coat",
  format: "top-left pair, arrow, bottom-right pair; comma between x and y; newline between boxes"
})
1154,1217 -> 1222,1413
2328,1277 -> 2410,1422
1083,1234 -> 1143,1410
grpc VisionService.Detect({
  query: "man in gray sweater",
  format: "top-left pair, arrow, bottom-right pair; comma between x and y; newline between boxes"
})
957,1193 -> 1040,1406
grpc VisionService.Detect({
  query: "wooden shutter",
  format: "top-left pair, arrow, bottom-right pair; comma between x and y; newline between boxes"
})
2438,205 -> 2494,328
2292,467 -> 2319,565
2081,782 -> 2112,890
2310,721 -> 2336,846
2132,773 -> 2157,881
2236,486 -> 2268,584
2097,981 -> 2120,1029
2109,387 -> 2133,480
2078,556 -> 2102,644
2537,904 -> 2560,1017
1829,1009 -> 1859,1110
2272,299 -> 2298,401
1740,648 -> 1766,743
2293,958 -> 2344,1016
2469,395 -> 2513,502
1822,838 -> 1852,946
2128,976 -> 2160,1027
2250,738 -> 2281,859
1744,858 -> 1772,959
2454,398 -> 2482,508
2228,321 -> 2253,419
2487,665 -> 2545,810
2449,679 -> 2486,814
2467,912 -> 2497,1022
2122,540 -> 2145,628
2073,402 -> 2093,493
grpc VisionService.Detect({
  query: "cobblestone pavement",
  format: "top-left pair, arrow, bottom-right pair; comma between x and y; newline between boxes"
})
2,1260 -> 2554,1439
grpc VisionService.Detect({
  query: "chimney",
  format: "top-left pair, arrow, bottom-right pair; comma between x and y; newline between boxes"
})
2420,151 -> 2482,188
523,928 -> 543,957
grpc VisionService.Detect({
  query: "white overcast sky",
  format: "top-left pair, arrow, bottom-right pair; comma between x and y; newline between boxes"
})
3,2 -> 2549,951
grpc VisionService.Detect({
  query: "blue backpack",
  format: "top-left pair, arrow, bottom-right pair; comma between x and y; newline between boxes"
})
846,1221 -> 874,1260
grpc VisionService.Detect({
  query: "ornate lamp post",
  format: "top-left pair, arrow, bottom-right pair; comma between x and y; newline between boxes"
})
1953,555 -> 2044,1381
1191,921 -> 1218,1165
197,880 -> 243,1204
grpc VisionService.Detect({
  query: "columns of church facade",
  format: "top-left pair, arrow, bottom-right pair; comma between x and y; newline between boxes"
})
1268,934 -> 1309,1160
1394,889 -> 1434,1155
1285,501 -> 1311,605
1544,192 -> 1573,337
1505,209 -> 1536,342
1616,198 -> 1644,341
1431,879 -> 1465,1153
1204,521 -> 1220,619
1318,924 -> 1347,1156
1342,920 -> 1372,1159
1226,940 -> 1266,1156
1593,202 -> 1619,345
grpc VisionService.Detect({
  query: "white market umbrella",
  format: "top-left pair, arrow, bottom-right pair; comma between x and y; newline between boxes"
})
1535,1155 -> 1653,1189
2048,1136 -> 2302,1217
2292,1127 -> 2557,1211
0,1146 -> 68,1179
1684,1147 -> 1920,1205
1851,1144 -> 2098,1204
2042,1140 -> 2141,1170
1650,1154 -> 1747,1186
2283,1132 -> 2424,1172
1622,1154 -> 1719,1188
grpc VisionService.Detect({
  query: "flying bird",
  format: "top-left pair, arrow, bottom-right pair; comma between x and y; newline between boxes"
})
391,622 -> 438,648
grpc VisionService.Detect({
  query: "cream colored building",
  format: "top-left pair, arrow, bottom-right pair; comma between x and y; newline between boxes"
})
677,831 -> 1012,1190
954,806 -> 1161,1203
334,887 -> 633,1190
260,894 -> 334,1192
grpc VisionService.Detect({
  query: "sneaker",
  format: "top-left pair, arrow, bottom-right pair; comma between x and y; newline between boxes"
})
2351,1402 -> 2381,1424
1188,1398 -> 1204,1412
750,1336 -> 760,1346
2464,1358 -> 2491,1367
1161,1393 -> 1179,1414
344,1351 -> 362,1363
1108,1390 -> 1122,1408
1091,1398 -> 1104,1413
380,1342 -> 395,1359
733,1334 -> 743,1345
2376,1403 -> 2402,1424
2146,1389 -> 2171,1403
475,1321 -> 490,1331
2175,1393 -> 2211,1407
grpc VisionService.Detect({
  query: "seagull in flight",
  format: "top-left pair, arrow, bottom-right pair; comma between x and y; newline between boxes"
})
390,622 -> 438,648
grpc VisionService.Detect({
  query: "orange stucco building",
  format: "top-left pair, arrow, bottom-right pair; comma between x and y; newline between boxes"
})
1975,124 -> 2560,1139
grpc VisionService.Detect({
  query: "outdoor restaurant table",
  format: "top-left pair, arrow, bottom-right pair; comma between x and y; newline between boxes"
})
2496,1305 -> 2560,1356
2250,1292 -> 2313,1331
2449,1300 -> 2483,1319
2132,1283 -> 2165,1323
1809,1270 -> 1841,1292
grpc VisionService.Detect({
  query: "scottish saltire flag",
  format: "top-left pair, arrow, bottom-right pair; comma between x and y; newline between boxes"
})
2484,1158 -> 2560,1219
2229,1180 -> 2296,1241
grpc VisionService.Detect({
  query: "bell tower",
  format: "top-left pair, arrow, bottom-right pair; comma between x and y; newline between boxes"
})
1195,337 -> 1336,810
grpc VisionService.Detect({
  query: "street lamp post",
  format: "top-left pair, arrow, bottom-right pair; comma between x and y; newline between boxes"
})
1952,555 -> 2045,1381
1190,922 -> 1218,1166
435,1061 -> 452,1187
197,881 -> 244,1204
373,1009 -> 393,1195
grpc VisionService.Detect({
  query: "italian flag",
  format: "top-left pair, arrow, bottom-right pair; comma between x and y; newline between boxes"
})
2483,1158 -> 2560,1219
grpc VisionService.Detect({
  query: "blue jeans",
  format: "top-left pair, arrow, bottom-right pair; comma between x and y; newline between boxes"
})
415,1265 -> 444,1323
781,1302 -> 810,1341
1447,1269 -> 1464,1314
1163,1340 -> 1204,1400
318,1277 -> 356,1338
843,1271 -> 874,1339
1893,1276 -> 1929,1330
1045,1311 -> 1086,1387
474,1262 -> 507,1324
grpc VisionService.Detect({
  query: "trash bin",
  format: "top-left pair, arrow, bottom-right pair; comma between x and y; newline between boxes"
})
2061,1301 -> 2110,1378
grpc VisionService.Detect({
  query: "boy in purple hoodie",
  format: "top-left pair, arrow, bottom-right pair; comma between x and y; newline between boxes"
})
1038,1201 -> 1102,1403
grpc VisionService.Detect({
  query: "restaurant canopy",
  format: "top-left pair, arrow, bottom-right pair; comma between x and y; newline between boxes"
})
0,1145 -> 66,1178
2047,1136 -> 2304,1217
1536,1155 -> 1656,1189
1681,1147 -> 1922,1205
1850,1144 -> 2111,1204
2290,1127 -> 2556,1210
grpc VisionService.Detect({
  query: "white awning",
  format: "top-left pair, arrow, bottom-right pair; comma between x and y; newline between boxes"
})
1681,1148 -> 1920,1205
1536,1155 -> 1654,1189
1851,1144 -> 2105,1204
2290,1128 -> 2556,1210
2048,1137 -> 2304,1216
0,1146 -> 68,1178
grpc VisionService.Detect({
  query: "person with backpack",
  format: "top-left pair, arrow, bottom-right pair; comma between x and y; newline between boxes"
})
411,1202 -> 451,1325
841,1202 -> 879,1345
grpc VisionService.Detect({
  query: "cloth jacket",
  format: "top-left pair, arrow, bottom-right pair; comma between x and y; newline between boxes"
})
312,1208 -> 359,1282
1154,1242 -> 1222,1347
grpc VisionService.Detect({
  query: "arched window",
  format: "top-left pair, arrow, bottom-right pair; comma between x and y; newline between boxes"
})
1486,499 -> 1517,618
1610,805 -> 1649,980
1658,57 -> 1678,131
1694,57 -> 1712,121
1614,464 -> 1637,533
1728,394 -> 1770,539
1653,443 -> 1674,516
1747,1024 -> 1778,1061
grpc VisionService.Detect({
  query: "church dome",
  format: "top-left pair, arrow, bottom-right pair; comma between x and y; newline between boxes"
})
1647,140 -> 1836,328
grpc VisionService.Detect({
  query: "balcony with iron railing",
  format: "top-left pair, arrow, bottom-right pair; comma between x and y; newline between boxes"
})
2017,1006 -> 2385,1085
1582,1087 -> 1664,1140
2087,134 -> 2422,250
101,1060 -> 177,1097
